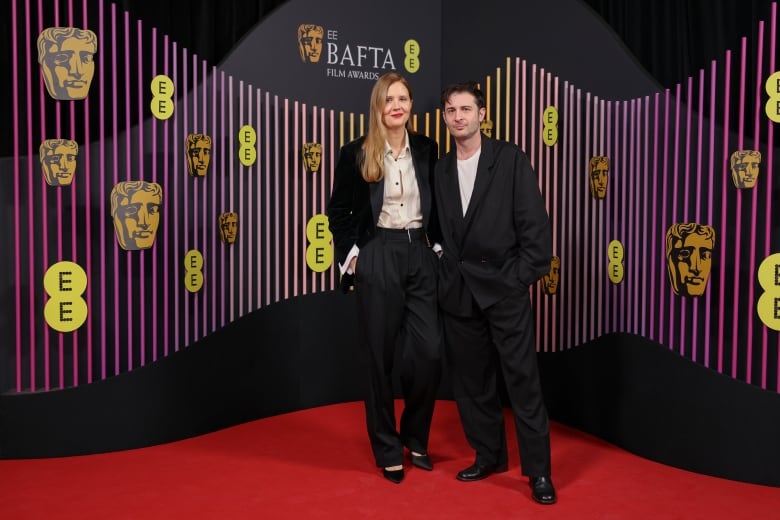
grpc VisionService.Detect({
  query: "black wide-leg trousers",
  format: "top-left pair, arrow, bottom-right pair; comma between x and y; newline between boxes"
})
355,227 -> 441,468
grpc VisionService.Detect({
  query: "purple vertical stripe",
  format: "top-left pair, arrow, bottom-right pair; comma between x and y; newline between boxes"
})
717,51 -> 732,373
284,99 -> 290,301
649,94 -> 660,342
747,22 -> 764,386
12,0 -> 21,391
265,91 -> 271,307
99,0 -> 106,379
274,95 -> 280,303
124,11 -> 133,371
766,4 -> 778,391
659,90 -> 670,346
151,28 -> 158,362
705,62 -> 717,368
172,42 -> 180,351
81,0 -> 92,384
670,84 -> 682,353
680,77 -> 694,357
163,36 -> 171,357
219,71 -> 226,327
182,50 -> 189,347
209,67 -> 218,326
112,4 -> 120,375
295,103 -> 301,297
137,19 -> 145,367
731,39 -> 748,379
227,75 -> 234,322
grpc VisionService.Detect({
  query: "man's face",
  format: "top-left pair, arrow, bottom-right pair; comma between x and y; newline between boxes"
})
219,213 -> 238,244
187,137 -> 211,177
302,143 -> 322,172
589,158 -> 609,199
443,92 -> 484,142
299,27 -> 323,63
113,189 -> 162,250
668,232 -> 713,297
41,142 -> 77,186
42,35 -> 96,100
731,151 -> 761,188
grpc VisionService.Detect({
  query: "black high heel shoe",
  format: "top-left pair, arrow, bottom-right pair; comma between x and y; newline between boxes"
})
410,452 -> 433,471
382,467 -> 404,484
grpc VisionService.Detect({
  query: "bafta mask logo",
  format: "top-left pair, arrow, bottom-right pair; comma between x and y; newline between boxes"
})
480,119 -> 494,137
297,24 -> 324,63
37,27 -> 97,101
589,156 -> 609,199
40,139 -> 78,186
186,133 -> 212,177
110,181 -> 163,251
665,222 -> 715,297
730,150 -> 761,189
302,142 -> 322,173
218,212 -> 239,244
542,256 -> 561,295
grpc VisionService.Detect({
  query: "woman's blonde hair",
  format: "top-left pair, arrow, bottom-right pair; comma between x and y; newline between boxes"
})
360,72 -> 414,182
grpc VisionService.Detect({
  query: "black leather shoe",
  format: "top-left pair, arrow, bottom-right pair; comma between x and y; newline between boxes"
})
410,452 -> 433,471
382,467 -> 404,484
530,476 -> 557,504
456,462 -> 508,482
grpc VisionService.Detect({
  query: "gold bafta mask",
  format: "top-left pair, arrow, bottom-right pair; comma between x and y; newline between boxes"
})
665,223 -> 715,297
542,256 -> 561,295
302,142 -> 322,173
186,133 -> 212,177
480,118 -> 494,137
218,212 -> 239,244
589,156 -> 609,199
110,181 -> 163,251
40,139 -> 78,186
730,150 -> 761,189
297,24 -> 324,63
37,27 -> 97,101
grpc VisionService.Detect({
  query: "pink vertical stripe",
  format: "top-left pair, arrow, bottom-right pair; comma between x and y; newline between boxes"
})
717,51 -> 732,373
747,22 -> 764,385
704,62 -> 717,368
163,36 -> 171,357
766,4 -> 778,391
12,0 -> 22,391
137,19 -> 145,367
731,39 -> 748,379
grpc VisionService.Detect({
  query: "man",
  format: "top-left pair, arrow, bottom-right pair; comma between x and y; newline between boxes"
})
110,180 -> 163,251
37,27 -> 97,101
40,138 -> 78,186
435,81 -> 556,505
665,222 -> 715,297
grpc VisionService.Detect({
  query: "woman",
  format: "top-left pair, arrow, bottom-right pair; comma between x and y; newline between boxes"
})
327,72 -> 442,484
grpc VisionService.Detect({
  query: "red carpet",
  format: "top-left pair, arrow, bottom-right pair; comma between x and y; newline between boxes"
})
2,400 -> 778,519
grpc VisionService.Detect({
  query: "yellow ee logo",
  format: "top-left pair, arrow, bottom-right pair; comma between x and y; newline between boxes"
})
43,261 -> 88,332
305,214 -> 333,272
238,125 -> 257,166
150,75 -> 175,120
542,106 -> 558,147
607,240 -> 624,284
756,253 -> 780,330
404,39 -> 420,74
765,71 -> 780,123
184,249 -> 204,293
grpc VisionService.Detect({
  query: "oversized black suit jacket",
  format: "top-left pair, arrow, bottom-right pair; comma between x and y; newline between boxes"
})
434,135 -> 552,316
327,132 -> 441,292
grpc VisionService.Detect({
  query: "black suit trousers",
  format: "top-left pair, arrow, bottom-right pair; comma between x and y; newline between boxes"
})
355,228 -> 442,468
442,286 -> 551,477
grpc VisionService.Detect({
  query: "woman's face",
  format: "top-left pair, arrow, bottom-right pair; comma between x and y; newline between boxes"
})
381,81 -> 412,131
